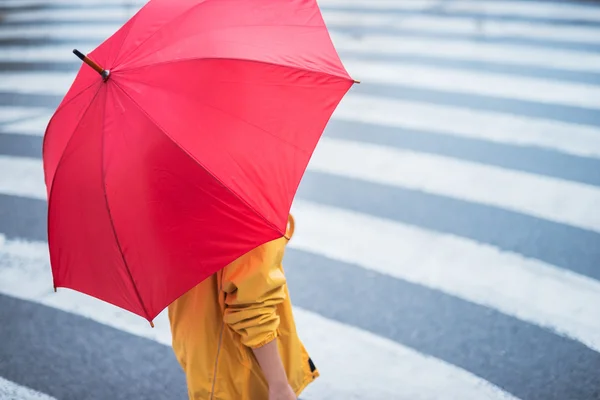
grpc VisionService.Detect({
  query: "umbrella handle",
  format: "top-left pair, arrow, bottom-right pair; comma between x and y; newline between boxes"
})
73,49 -> 110,81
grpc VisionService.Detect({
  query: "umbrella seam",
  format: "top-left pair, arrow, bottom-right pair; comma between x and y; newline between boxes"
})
42,79 -> 103,167
113,0 -> 213,68
116,56 -> 352,83
100,83 -> 153,323
110,79 -> 287,238
114,23 -> 332,71
46,83 -> 103,290
114,72 -> 317,154
108,0 -> 149,69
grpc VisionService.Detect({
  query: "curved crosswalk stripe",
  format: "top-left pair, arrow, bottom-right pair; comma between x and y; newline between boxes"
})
3,8 -> 137,22
0,25 -> 121,41
0,236 -> 520,400
0,377 -> 57,400
0,107 -> 49,124
2,69 -> 600,159
0,72 -> 75,95
333,33 -> 600,73
344,59 -> 600,110
6,134 -> 600,233
0,156 -> 46,200
2,153 -> 600,353
5,7 -> 600,47
5,63 -> 600,113
4,132 -> 600,232
0,0 -> 146,7
335,94 -> 600,159
311,137 -> 600,232
4,32 -> 600,75
0,114 -> 53,136
323,12 -> 600,45
289,199 -> 600,353
318,0 -> 600,22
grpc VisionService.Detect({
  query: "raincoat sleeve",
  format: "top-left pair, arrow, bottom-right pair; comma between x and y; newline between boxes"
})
221,236 -> 288,349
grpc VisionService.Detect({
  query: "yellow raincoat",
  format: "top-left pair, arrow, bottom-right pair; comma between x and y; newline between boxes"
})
168,215 -> 319,399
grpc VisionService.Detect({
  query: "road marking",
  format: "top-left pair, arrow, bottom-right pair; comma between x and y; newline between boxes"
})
5,8 -> 600,46
345,59 -> 600,110
0,113 -> 52,136
3,31 -> 600,74
323,11 -> 600,45
318,0 -> 600,22
1,154 -> 600,354
0,156 -> 46,200
0,107 -> 48,125
290,199 -> 600,353
335,94 -> 600,159
0,235 -> 519,400
0,377 -> 57,400
311,137 -> 600,232
333,33 -> 600,73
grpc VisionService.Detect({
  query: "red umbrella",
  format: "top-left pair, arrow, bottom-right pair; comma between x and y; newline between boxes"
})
42,0 -> 356,326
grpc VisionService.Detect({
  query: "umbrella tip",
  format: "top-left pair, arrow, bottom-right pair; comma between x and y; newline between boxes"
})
73,49 -> 85,61
353,79 -> 361,84
53,286 -> 57,293
150,321 -> 155,328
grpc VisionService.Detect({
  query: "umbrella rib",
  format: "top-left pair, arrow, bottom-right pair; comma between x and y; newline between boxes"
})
110,79 -> 286,238
46,83 -> 103,290
118,56 -> 353,84
42,79 -> 103,169
109,1 -> 148,69
99,84 -> 153,325
113,0 -> 213,68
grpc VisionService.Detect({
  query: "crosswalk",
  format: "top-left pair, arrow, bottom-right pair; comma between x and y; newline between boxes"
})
0,0 -> 599,399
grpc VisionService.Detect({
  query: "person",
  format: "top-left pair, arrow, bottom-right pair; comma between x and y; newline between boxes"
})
168,214 -> 319,399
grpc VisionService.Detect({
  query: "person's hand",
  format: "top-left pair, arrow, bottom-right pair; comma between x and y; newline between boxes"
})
268,382 -> 297,400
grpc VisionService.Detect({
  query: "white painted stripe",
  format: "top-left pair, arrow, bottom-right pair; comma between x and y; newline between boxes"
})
345,59 -> 600,110
0,377 -> 57,400
0,113 -> 52,136
7,127 -> 600,233
440,0 -> 600,22
10,7 -> 600,46
3,152 -> 600,355
4,8 -> 136,22
0,107 -> 48,124
318,0 -> 600,22
0,25 -> 118,41
335,94 -> 600,159
4,128 -> 600,231
332,33 -> 600,73
4,70 -> 599,161
289,199 -> 600,353
4,30 -> 600,75
0,72 -> 74,99
4,55 -> 599,113
0,0 -> 146,7
0,236 -> 519,400
311,137 -> 600,232
0,156 -> 46,200
0,72 -> 75,95
10,61 -> 600,114
323,11 -> 600,45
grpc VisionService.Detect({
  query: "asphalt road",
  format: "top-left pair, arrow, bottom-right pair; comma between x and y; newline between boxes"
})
0,0 -> 599,399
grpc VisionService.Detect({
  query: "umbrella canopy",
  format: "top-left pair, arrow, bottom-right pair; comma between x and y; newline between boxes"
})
42,0 -> 355,325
